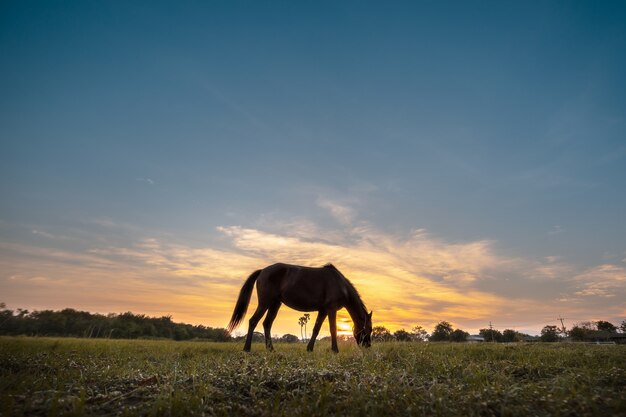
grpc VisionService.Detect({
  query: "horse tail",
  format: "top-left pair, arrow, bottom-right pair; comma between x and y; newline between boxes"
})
227,269 -> 262,333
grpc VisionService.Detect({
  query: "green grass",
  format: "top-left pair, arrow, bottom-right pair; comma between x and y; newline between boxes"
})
1,337 -> 625,416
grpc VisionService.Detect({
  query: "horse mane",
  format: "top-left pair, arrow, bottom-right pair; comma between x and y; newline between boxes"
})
323,263 -> 367,314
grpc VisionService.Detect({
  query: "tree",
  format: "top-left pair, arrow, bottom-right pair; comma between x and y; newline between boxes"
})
173,326 -> 190,341
411,325 -> 429,342
569,325 -> 589,341
595,320 -> 617,333
571,322 -> 595,339
450,329 -> 469,342
621,319 -> 626,333
298,317 -> 305,341
502,329 -> 524,343
298,314 -> 310,342
430,321 -> 453,342
394,329 -> 412,341
280,334 -> 299,343
303,313 -> 310,340
479,328 -> 503,343
540,325 -> 560,342
372,326 -> 393,342
0,303 -> 13,330
0,306 -> 231,341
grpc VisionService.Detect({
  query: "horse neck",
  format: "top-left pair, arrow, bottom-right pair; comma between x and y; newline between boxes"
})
344,295 -> 366,330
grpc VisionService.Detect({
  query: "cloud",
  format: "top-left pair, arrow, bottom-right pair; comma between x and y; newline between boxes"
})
136,177 -> 155,185
0,240 -> 259,325
3,219 -> 625,336
31,229 -> 57,239
215,225 -> 509,329
316,197 -> 356,225
548,225 -> 565,236
573,264 -> 626,298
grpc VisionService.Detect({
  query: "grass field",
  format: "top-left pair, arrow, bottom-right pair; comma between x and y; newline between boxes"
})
1,337 -> 625,416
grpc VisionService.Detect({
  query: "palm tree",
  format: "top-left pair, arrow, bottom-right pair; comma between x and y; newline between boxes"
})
298,314 -> 311,342
303,313 -> 310,341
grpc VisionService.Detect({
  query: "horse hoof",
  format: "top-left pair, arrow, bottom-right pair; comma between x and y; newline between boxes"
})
306,347 -> 313,352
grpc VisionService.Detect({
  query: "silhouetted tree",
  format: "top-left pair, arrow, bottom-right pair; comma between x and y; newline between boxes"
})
411,325 -> 429,342
450,328 -> 469,342
394,329 -> 412,341
298,314 -> 310,342
540,325 -> 560,342
0,303 -> 14,331
502,329 -> 525,343
567,321 -> 596,342
569,321 -> 616,342
303,313 -> 310,340
569,325 -> 589,341
430,321 -> 454,342
621,319 -> 626,333
0,305 -> 230,341
372,326 -> 393,342
479,328 -> 503,343
280,333 -> 299,343
595,320 -> 617,333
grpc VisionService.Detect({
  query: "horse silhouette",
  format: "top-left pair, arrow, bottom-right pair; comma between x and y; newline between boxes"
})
228,263 -> 372,352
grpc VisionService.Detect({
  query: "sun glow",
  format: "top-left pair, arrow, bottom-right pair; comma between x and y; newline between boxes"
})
337,321 -> 352,336
3,221 -> 625,337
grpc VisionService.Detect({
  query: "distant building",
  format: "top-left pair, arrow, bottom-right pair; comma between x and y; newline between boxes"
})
467,335 -> 484,343
583,330 -> 617,343
609,334 -> 626,344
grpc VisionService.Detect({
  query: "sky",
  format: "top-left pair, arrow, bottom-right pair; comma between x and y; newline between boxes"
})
1,1 -> 625,337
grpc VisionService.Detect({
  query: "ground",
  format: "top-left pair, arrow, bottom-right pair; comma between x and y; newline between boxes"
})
1,337 -> 625,416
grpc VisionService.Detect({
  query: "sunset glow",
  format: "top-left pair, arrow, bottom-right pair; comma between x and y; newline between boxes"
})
2,219 -> 624,337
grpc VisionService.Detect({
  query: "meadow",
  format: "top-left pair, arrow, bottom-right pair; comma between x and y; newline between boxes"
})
1,337 -> 625,417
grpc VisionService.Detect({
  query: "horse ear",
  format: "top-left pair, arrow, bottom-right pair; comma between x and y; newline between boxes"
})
368,310 -> 373,318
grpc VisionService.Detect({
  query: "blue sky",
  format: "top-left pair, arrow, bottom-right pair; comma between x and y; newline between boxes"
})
1,1 -> 625,335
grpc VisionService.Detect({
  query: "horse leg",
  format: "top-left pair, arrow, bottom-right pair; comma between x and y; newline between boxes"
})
328,309 -> 339,353
243,304 -> 268,352
307,311 -> 327,352
262,301 -> 281,351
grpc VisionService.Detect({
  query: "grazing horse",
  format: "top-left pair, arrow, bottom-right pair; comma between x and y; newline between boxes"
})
227,263 -> 372,352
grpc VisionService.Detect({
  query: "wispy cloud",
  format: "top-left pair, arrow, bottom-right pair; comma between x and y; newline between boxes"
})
316,197 -> 356,225
31,229 -> 57,239
548,225 -> 565,236
2,219 -> 625,335
136,177 -> 155,185
573,264 -> 626,298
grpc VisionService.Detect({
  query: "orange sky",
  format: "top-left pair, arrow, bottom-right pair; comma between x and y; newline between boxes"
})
2,219 -> 624,337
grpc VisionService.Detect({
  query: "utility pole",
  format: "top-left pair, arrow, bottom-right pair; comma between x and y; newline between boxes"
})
557,316 -> 567,336
489,321 -> 495,342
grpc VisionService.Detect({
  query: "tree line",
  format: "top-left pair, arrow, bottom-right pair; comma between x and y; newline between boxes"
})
552,320 -> 625,342
2,303 -> 624,343
0,303 -> 230,341
371,319 -> 626,343
370,322 -> 534,343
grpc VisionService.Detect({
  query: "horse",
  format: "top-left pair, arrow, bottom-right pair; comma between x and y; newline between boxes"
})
227,263 -> 372,352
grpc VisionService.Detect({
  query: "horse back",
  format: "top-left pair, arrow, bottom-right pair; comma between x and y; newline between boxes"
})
257,263 -> 348,311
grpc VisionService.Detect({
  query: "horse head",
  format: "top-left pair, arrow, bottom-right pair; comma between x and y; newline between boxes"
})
354,310 -> 373,347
